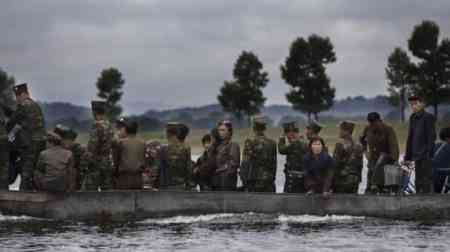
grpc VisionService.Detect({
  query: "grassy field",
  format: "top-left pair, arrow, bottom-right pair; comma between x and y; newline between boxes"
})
75,120 -> 430,156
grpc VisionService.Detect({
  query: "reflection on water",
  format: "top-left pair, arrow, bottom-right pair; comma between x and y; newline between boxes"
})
0,213 -> 449,252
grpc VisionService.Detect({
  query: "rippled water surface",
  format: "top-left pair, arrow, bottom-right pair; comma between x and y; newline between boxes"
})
1,213 -> 450,252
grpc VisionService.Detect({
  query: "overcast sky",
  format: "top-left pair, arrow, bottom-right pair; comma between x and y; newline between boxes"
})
1,0 -> 449,114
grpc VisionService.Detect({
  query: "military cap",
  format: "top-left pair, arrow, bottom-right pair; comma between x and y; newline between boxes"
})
166,121 -> 180,136
54,124 -> 69,138
306,120 -> 323,134
13,83 -> 28,95
282,121 -> 299,133
407,94 -> 423,102
252,115 -> 268,131
91,100 -> 107,114
338,121 -> 356,134
367,112 -> 381,123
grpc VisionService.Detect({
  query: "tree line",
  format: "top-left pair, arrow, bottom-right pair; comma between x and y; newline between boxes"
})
1,20 -> 450,126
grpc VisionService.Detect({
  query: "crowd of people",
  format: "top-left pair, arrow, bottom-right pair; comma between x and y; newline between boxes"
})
1,83 -> 449,196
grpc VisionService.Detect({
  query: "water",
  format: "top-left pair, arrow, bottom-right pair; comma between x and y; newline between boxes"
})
1,212 -> 450,251
0,154 -> 428,251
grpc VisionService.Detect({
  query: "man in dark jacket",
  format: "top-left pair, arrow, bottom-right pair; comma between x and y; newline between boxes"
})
404,95 -> 436,193
432,127 -> 450,193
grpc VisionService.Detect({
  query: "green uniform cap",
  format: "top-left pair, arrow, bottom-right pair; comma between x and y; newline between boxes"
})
306,121 -> 323,134
282,121 -> 299,133
338,121 -> 356,134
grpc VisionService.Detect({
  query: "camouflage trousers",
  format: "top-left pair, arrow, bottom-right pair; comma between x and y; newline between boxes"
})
246,179 -> 275,193
0,138 -> 9,190
82,160 -> 113,191
284,170 -> 306,193
17,140 -> 46,191
334,174 -> 360,193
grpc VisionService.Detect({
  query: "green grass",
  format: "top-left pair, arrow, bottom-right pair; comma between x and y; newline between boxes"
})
76,120 -> 431,156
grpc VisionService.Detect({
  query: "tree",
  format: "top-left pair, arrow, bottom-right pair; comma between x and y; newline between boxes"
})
0,68 -> 16,111
407,20 -> 450,118
280,34 -> 336,121
385,47 -> 413,122
95,67 -> 125,120
218,51 -> 269,125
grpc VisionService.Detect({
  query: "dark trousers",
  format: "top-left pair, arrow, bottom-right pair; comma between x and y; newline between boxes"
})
0,139 -> 9,190
284,176 -> 305,193
415,159 -> 433,193
246,180 -> 275,193
18,140 -> 46,191
212,172 -> 237,191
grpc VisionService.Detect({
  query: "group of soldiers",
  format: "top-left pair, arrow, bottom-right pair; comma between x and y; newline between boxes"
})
0,83 -> 444,195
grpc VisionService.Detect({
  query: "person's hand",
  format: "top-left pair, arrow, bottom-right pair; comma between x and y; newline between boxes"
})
322,191 -> 332,198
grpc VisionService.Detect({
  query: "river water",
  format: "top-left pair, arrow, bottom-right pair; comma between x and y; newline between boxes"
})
1,155 -> 445,252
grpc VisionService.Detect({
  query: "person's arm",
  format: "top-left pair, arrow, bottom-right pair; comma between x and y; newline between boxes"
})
322,155 -> 335,194
425,114 -> 437,159
271,141 -> 278,181
228,143 -> 241,174
278,136 -> 289,155
404,116 -> 413,161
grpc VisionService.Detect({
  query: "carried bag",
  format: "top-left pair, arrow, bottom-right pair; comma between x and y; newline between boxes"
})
384,164 -> 403,186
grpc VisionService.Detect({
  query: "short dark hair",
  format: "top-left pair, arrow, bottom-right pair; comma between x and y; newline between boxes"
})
440,127 -> 450,141
202,134 -> 212,144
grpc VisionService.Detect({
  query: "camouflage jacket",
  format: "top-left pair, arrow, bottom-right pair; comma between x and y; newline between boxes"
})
8,98 -> 46,147
362,123 -> 400,163
241,134 -> 277,182
68,143 -> 89,183
87,119 -> 114,163
278,137 -> 307,172
214,140 -> 240,175
333,137 -> 363,178
159,142 -> 193,188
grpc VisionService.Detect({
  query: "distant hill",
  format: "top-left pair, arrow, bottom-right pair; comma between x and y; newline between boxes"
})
38,96 -> 450,131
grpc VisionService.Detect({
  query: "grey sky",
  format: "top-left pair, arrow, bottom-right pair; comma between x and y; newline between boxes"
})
1,0 -> 449,114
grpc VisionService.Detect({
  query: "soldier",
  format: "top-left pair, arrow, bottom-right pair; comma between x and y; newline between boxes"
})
8,83 -> 46,190
112,117 -> 146,190
54,125 -> 88,191
305,121 -> 323,141
0,106 -> 8,189
404,95 -> 436,193
34,131 -> 74,192
240,116 -> 277,192
333,121 -> 364,193
361,112 -> 400,193
211,120 -> 240,191
144,140 -> 161,189
193,134 -> 214,191
278,121 -> 308,193
84,101 -> 114,191
158,122 -> 193,190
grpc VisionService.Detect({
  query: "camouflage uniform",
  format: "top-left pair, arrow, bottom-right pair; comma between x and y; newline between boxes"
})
333,137 -> 363,193
144,141 -> 161,189
84,116 -> 114,191
159,142 -> 193,190
69,143 -> 88,190
279,132 -> 308,193
8,90 -> 46,190
34,133 -> 74,192
362,122 -> 400,191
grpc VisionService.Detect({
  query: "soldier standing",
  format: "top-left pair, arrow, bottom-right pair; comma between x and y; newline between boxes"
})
404,95 -> 436,193
0,107 -> 8,189
84,101 -> 114,191
158,122 -> 193,190
34,131 -> 74,192
361,112 -> 400,193
112,117 -> 146,190
8,83 -> 46,190
240,116 -> 277,192
278,121 -> 308,193
193,134 -> 214,191
211,120 -> 240,191
333,121 -> 364,193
